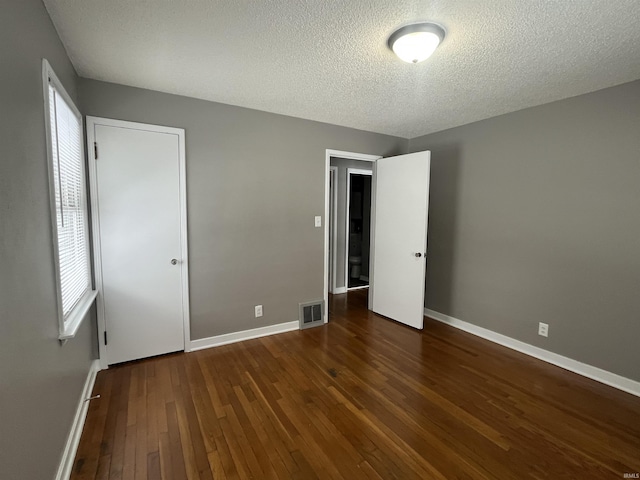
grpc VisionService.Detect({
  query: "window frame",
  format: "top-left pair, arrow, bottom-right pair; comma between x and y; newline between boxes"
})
42,59 -> 97,340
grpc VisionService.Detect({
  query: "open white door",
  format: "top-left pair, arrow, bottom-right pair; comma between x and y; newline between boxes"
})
370,151 -> 430,329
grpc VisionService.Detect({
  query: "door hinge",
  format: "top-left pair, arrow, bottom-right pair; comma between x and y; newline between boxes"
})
94,142 -> 98,160
104,331 -> 108,345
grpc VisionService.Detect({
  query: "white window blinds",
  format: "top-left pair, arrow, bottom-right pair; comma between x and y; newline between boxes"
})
48,82 -> 91,318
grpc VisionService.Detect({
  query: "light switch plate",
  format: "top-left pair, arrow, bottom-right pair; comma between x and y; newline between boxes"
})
314,216 -> 322,227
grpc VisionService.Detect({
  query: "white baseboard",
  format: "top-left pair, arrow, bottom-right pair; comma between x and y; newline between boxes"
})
424,308 -> 640,398
347,285 -> 369,291
190,321 -> 299,351
56,359 -> 101,480
332,287 -> 347,294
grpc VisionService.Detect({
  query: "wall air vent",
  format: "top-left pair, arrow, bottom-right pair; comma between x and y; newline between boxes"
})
299,300 -> 325,330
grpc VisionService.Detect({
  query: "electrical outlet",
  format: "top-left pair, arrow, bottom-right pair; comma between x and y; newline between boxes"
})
314,216 -> 322,227
538,322 -> 549,337
255,305 -> 263,318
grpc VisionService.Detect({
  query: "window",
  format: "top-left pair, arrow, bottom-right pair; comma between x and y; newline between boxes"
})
43,60 -> 96,339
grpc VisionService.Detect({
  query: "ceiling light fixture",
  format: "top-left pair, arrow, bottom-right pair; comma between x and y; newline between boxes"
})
388,22 -> 445,64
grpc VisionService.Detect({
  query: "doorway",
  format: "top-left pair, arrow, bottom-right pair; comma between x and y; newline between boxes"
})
324,150 -> 380,321
346,169 -> 372,290
328,166 -> 338,293
328,158 -> 374,294
324,149 -> 431,330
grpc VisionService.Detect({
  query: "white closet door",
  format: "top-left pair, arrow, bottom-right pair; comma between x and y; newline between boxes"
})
371,151 -> 431,329
93,120 -> 186,364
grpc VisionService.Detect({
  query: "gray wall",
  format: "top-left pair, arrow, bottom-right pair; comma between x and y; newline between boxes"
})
78,79 -> 406,339
410,80 -> 640,382
0,1 -> 97,479
329,158 -> 374,290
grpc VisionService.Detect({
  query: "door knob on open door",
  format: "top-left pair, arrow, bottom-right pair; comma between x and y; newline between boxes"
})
414,252 -> 422,258
171,259 -> 178,265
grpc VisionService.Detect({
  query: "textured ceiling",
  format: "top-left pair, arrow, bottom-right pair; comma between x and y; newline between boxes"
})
43,0 -> 640,138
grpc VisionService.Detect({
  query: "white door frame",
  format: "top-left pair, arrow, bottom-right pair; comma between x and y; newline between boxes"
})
324,150 -> 381,322
345,168 -> 373,291
329,166 -> 338,293
87,116 -> 191,369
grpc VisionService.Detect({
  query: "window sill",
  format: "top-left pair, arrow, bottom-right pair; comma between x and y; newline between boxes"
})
59,289 -> 98,340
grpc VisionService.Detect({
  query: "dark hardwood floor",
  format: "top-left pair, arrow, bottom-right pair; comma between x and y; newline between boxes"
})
72,290 -> 640,479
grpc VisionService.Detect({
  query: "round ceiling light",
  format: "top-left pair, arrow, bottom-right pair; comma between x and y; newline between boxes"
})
388,23 -> 445,64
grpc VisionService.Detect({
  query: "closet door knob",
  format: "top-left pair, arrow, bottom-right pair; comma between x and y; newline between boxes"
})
414,253 -> 422,258
171,259 -> 178,265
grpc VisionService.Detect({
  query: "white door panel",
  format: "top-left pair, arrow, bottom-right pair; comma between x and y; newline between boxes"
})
371,151 -> 430,329
95,124 -> 185,364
